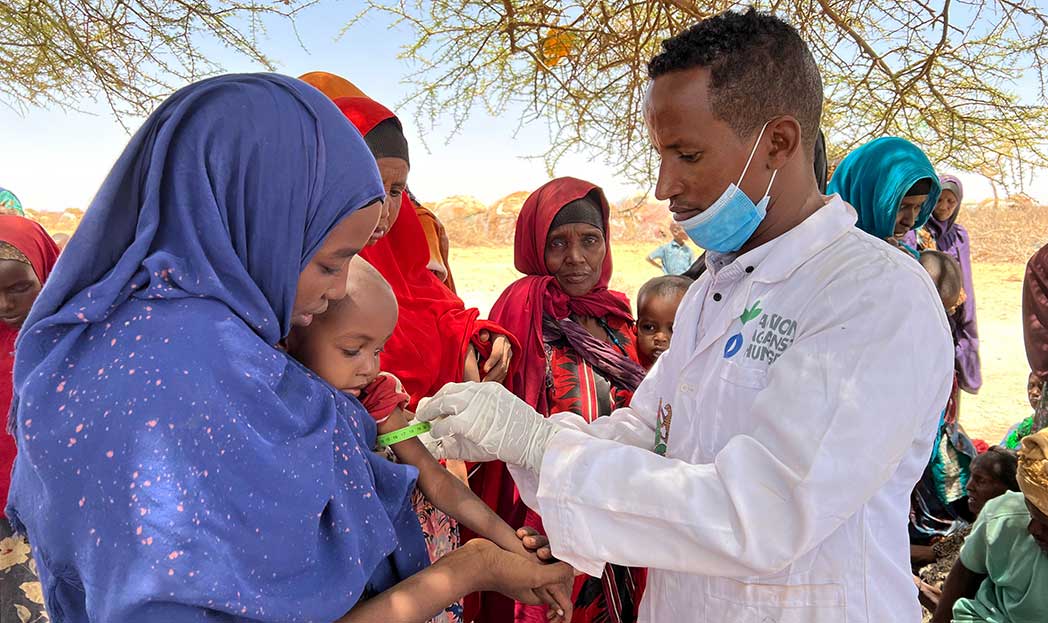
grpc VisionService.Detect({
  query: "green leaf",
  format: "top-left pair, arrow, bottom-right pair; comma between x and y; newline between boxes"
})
740,300 -> 762,324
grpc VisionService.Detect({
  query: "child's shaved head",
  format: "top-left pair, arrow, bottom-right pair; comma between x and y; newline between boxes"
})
321,255 -> 397,322
919,250 -> 963,312
288,256 -> 398,396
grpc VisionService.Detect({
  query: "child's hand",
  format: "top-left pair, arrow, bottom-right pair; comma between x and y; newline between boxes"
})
468,540 -> 573,621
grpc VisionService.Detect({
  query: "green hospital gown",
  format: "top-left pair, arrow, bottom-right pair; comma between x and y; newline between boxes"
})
953,492 -> 1048,622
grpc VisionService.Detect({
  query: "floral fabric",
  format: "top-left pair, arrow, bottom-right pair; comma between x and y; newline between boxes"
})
1,518 -> 49,623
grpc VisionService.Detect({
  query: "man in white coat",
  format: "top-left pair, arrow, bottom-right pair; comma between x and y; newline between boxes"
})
418,8 -> 953,622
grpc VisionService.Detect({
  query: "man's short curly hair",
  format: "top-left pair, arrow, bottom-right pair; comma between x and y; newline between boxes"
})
648,8 -> 823,156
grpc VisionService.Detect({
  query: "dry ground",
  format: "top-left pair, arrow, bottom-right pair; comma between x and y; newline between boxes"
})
450,243 -> 1030,443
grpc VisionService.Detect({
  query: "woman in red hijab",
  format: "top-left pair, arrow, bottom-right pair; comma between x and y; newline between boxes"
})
332,95 -> 515,405
333,95 -> 525,623
0,214 -> 59,623
490,177 -> 647,623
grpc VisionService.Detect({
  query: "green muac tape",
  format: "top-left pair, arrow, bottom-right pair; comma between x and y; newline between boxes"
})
376,422 -> 432,448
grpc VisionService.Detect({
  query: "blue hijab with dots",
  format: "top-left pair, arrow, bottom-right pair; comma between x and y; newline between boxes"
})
7,74 -> 428,622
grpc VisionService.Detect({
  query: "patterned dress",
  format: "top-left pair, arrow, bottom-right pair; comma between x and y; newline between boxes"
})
1,519 -> 50,623
518,314 -> 646,623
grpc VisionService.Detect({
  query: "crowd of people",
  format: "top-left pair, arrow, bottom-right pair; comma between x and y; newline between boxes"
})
0,8 -> 1046,623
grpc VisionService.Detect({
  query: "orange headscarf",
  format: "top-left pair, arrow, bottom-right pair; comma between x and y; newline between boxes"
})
298,71 -> 367,100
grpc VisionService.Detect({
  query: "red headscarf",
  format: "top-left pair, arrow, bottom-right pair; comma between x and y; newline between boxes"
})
489,177 -> 634,414
0,215 -> 60,515
332,96 -> 514,408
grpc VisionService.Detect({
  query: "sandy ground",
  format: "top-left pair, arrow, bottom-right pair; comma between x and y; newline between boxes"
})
450,243 -> 1028,444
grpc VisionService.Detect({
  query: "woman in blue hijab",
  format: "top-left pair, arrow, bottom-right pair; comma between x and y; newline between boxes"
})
5,74 -> 570,623
827,136 -> 941,257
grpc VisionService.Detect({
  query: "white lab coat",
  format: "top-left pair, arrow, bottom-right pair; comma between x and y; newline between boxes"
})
510,196 -> 953,622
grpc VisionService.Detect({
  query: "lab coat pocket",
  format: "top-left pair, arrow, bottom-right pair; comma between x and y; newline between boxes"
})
718,361 -> 768,390
705,578 -> 846,622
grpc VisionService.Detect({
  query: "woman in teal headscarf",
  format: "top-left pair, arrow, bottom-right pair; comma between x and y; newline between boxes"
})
0,188 -> 24,216
827,137 -> 941,257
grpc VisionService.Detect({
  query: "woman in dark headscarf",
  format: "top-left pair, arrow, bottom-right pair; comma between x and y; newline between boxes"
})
827,136 -> 941,257
329,95 -> 516,408
5,74 -> 569,623
0,214 -> 59,623
301,71 -> 458,290
491,177 -> 647,623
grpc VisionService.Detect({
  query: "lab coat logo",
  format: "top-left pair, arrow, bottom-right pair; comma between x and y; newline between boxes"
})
654,399 -> 673,456
724,300 -> 763,359
745,312 -> 798,364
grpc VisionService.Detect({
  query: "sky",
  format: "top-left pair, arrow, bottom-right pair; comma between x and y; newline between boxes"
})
2,4 -> 1045,213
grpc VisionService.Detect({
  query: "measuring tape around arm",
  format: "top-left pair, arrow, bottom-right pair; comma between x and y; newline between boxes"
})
376,422 -> 432,448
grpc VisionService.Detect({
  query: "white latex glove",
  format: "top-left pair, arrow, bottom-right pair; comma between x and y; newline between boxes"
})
416,382 -> 561,474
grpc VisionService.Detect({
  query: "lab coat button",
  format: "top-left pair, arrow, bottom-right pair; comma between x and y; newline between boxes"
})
713,293 -> 722,301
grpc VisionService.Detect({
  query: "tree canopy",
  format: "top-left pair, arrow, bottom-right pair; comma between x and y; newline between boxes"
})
1,0 -> 311,121
4,1 -> 1046,193
352,0 -> 1048,193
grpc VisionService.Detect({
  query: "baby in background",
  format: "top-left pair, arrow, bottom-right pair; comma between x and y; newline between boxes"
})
287,256 -> 569,619
919,250 -> 964,316
636,275 -> 693,370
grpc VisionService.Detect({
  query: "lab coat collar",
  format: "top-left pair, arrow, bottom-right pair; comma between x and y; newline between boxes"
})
731,194 -> 858,285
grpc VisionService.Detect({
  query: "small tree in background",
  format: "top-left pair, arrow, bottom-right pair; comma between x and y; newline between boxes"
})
350,0 -> 1048,194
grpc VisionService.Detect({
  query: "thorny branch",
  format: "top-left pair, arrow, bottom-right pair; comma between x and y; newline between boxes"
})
355,0 -> 1048,193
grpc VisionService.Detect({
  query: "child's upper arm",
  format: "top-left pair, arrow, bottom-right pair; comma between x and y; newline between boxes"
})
386,409 -> 443,474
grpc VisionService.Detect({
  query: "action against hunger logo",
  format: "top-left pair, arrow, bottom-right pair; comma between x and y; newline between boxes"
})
723,300 -> 763,358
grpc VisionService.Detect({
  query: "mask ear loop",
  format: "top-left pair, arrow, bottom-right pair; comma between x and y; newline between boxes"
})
736,120 -> 773,187
763,169 -> 779,198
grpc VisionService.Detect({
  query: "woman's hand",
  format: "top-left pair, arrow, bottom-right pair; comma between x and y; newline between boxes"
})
517,526 -> 555,562
464,344 -> 482,383
464,539 -> 573,620
477,329 -> 513,383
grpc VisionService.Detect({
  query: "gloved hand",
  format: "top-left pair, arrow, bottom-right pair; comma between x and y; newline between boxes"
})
416,382 -> 561,474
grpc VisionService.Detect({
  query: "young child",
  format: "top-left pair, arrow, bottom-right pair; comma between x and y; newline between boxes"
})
287,257 -> 569,621
919,250 -> 964,316
636,275 -> 693,369
646,222 -> 695,275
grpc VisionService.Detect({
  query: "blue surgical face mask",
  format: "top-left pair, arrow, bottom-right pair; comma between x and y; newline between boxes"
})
678,122 -> 777,253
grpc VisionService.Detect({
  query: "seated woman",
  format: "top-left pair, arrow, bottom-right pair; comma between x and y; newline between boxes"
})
0,215 -> 59,623
916,446 -> 1020,612
4,73 -> 568,623
827,136 -> 941,258
931,430 -> 1048,623
490,177 -> 648,623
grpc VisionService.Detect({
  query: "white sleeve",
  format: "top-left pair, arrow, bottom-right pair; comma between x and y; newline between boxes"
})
532,268 -> 954,578
509,361 -> 664,514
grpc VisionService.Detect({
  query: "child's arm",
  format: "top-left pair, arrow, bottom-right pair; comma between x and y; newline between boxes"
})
646,245 -> 664,269
379,409 -> 527,558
